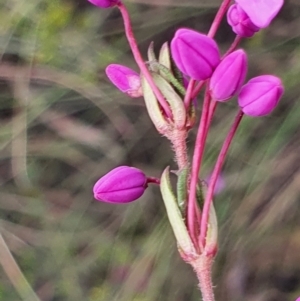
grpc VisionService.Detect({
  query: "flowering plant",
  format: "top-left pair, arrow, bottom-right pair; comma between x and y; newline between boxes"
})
88,0 -> 284,300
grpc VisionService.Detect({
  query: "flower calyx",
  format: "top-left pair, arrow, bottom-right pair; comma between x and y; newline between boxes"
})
142,43 -> 192,138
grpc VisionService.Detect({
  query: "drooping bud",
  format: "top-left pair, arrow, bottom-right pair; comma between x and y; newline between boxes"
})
93,166 -> 147,203
171,28 -> 220,81
227,4 -> 260,38
209,49 -> 247,101
235,0 -> 284,28
87,0 -> 120,8
105,64 -> 142,98
238,75 -> 284,117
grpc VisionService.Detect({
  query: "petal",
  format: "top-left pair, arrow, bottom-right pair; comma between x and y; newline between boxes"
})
235,0 -> 284,28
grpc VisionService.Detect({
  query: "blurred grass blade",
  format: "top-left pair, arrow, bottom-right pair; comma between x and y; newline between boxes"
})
0,234 -> 41,301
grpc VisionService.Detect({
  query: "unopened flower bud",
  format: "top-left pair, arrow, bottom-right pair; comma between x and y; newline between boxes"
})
171,28 -> 220,81
210,49 -> 247,101
238,75 -> 284,117
227,4 -> 260,38
105,64 -> 142,98
235,0 -> 284,28
87,0 -> 120,8
93,166 -> 147,203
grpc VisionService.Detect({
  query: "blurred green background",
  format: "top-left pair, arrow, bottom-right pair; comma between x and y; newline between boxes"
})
0,0 -> 300,300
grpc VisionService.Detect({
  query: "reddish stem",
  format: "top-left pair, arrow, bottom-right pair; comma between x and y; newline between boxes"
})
199,110 -> 244,247
187,85 -> 211,249
147,177 -> 160,185
191,80 -> 205,101
223,36 -> 242,57
188,25 -> 242,251
117,3 -> 172,118
184,79 -> 196,109
208,0 -> 232,38
192,255 -> 215,301
206,100 -> 217,135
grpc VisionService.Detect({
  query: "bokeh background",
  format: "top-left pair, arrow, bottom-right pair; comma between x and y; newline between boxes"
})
0,0 -> 300,300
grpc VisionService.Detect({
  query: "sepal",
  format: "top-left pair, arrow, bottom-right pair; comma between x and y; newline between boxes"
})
147,42 -> 158,72
204,203 -> 218,256
158,42 -> 172,71
152,73 -> 186,129
141,75 -> 171,135
160,167 -> 196,255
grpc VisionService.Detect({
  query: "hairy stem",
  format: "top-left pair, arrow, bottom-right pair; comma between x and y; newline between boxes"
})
170,129 -> 189,171
191,255 -> 215,301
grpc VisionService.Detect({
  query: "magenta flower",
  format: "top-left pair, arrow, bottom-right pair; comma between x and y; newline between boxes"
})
87,0 -> 120,8
235,0 -> 284,28
106,64 -> 142,98
227,4 -> 260,37
238,75 -> 284,117
93,166 -> 148,203
171,28 -> 220,81
210,49 -> 247,102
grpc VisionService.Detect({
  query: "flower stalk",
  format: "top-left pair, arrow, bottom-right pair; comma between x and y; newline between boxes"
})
117,2 -> 172,118
191,255 -> 215,301
88,0 -> 285,300
187,84 -> 211,249
200,110 -> 244,247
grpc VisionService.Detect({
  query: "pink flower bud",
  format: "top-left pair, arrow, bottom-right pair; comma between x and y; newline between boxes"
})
170,28 -> 220,81
106,64 -> 142,98
93,166 -> 148,203
87,0 -> 120,8
227,4 -> 260,38
210,49 -> 248,101
235,0 -> 284,28
238,75 -> 284,117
